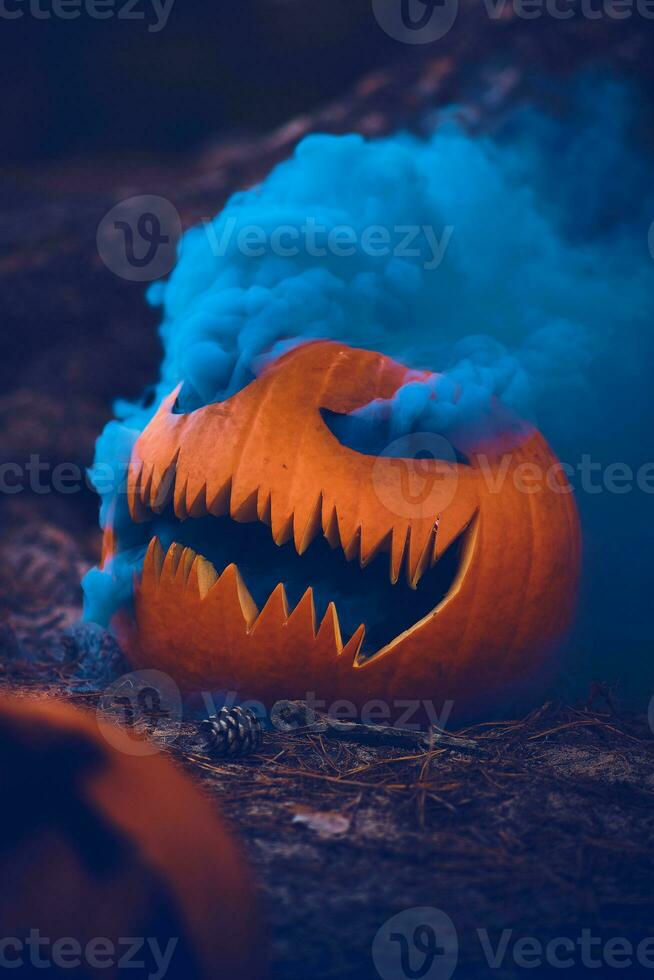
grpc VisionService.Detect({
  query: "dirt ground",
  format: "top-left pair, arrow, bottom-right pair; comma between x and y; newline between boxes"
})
3,626 -> 654,979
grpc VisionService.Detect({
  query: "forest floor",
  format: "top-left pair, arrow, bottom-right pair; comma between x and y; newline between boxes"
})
2,629 -> 654,979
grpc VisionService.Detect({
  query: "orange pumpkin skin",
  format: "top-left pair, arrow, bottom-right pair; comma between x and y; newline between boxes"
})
115,341 -> 581,719
0,696 -> 266,980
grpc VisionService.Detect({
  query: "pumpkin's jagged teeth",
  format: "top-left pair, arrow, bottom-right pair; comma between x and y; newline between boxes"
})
315,601 -> 343,654
143,537 -> 165,585
431,506 -> 477,563
207,476 -> 232,517
230,482 -> 259,523
322,504 -> 340,550
293,493 -> 323,556
390,526 -> 408,584
137,451 -> 436,597
407,520 -> 439,589
257,488 -> 272,526
142,538 -> 194,588
150,469 -> 175,513
139,538 -> 357,660
286,587 -> 317,640
177,546 -> 197,584
139,464 -> 154,507
430,515 -> 441,565
149,449 -> 179,513
162,541 -> 186,580
336,510 -> 359,560
129,490 -> 150,523
186,553 -> 218,598
360,525 -> 392,569
249,582 -> 289,634
173,475 -> 189,521
203,562 -> 259,628
187,482 -> 208,519
342,623 -> 365,662
270,495 -> 294,546
128,463 -> 149,522
341,524 -> 361,562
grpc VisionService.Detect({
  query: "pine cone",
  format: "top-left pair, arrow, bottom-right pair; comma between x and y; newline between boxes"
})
201,707 -> 263,759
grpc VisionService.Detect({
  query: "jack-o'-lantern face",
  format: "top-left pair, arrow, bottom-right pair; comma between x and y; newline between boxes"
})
113,341 -> 580,718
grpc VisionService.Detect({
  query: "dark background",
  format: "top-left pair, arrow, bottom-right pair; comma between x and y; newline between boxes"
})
2,0 -> 396,166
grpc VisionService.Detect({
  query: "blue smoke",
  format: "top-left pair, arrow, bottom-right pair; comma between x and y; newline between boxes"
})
84,74 -> 654,706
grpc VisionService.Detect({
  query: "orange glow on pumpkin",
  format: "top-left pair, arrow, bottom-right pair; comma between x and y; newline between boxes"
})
113,341 -> 581,718
0,695 -> 266,979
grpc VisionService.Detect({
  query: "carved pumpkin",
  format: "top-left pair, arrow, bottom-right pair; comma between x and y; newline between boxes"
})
112,340 -> 580,719
0,696 -> 266,980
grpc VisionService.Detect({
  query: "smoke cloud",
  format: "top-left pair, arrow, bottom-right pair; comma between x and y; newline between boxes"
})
84,74 -> 654,706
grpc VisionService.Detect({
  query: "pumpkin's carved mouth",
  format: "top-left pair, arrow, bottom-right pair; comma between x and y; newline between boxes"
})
136,493 -> 476,660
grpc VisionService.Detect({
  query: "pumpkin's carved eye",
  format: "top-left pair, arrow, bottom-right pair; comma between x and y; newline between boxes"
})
321,408 -> 471,465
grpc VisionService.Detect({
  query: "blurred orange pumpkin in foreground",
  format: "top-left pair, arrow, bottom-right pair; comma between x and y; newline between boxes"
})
113,341 -> 581,720
0,696 -> 266,980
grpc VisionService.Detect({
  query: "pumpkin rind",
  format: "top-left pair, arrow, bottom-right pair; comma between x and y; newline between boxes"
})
0,695 -> 267,980
112,341 -> 581,719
